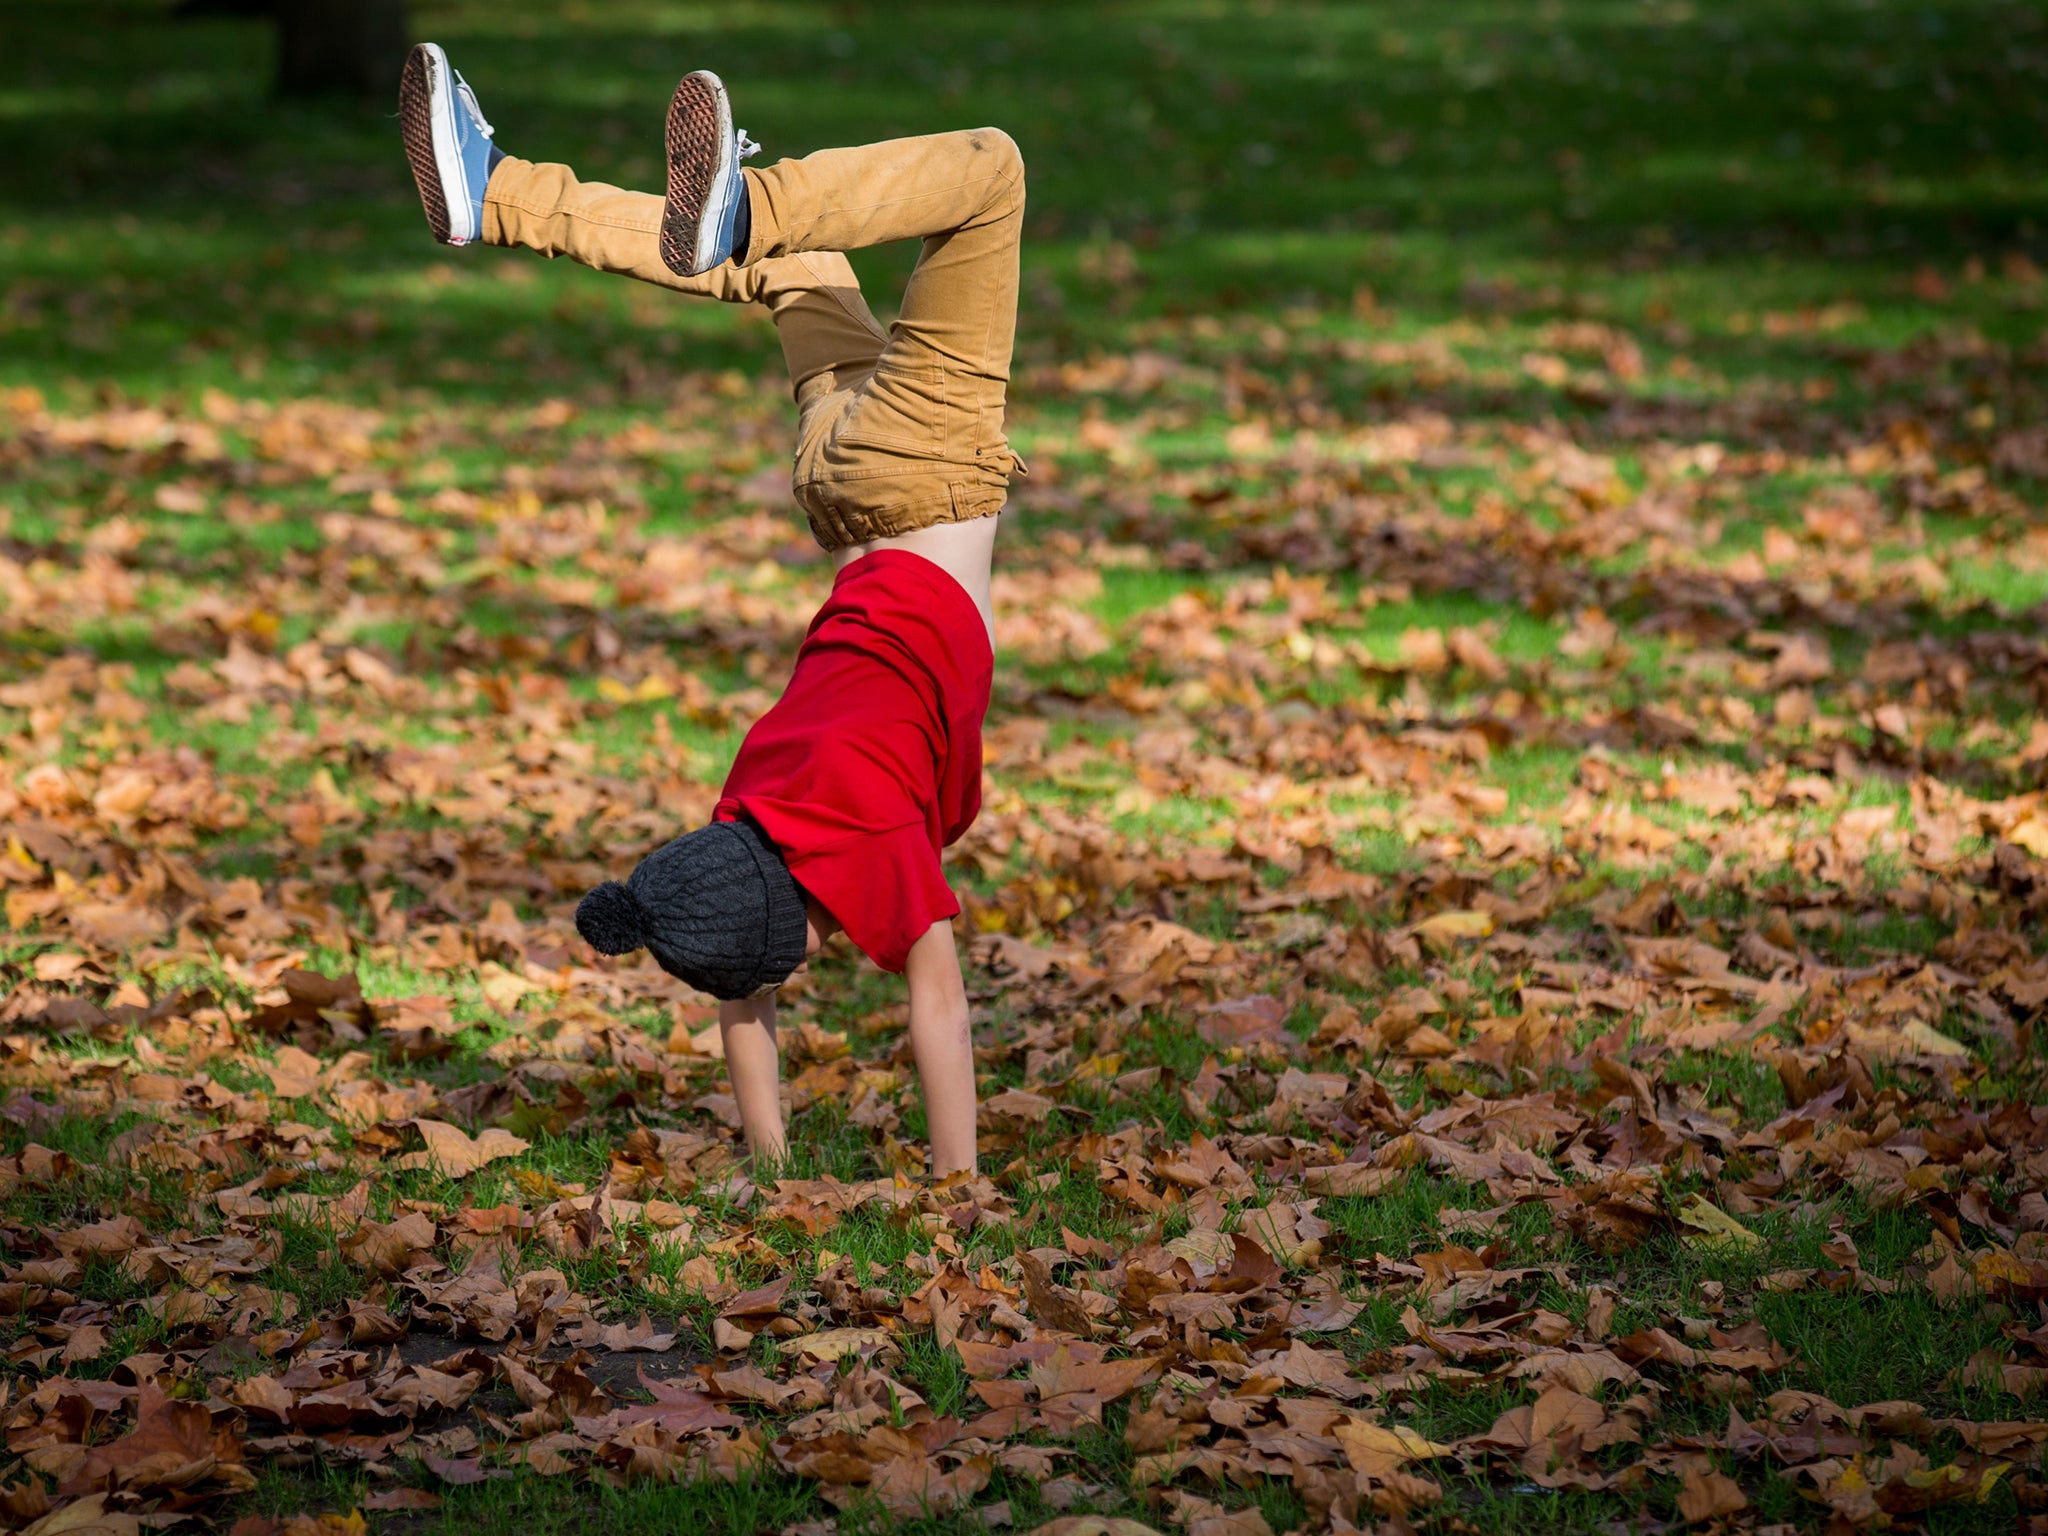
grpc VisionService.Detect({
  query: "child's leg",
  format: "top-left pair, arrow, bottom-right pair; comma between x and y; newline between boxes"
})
483,156 -> 889,396
735,130 -> 1027,547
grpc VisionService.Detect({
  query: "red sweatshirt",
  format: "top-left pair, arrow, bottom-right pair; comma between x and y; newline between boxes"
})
713,550 -> 992,973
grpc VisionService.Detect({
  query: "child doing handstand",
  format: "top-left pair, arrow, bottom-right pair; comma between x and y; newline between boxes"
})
398,46 -> 1026,1177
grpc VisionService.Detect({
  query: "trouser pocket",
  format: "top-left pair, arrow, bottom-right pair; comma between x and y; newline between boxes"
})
824,357 -> 949,462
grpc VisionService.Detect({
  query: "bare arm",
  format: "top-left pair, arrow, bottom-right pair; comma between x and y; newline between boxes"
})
717,895 -> 842,1173
903,918 -> 978,1176
718,992 -> 786,1169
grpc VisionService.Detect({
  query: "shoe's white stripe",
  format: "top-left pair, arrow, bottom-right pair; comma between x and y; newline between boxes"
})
697,80 -> 736,272
425,44 -> 475,246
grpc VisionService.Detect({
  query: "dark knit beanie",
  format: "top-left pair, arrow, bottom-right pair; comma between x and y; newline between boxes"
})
575,821 -> 808,1000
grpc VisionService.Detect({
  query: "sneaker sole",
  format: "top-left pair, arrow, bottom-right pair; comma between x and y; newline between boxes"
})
398,46 -> 450,242
398,43 -> 476,245
661,70 -> 733,276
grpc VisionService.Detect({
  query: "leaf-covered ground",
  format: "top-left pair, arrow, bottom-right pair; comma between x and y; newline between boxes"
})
3,1 -> 2048,1533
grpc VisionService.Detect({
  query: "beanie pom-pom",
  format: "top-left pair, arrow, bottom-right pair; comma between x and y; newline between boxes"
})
576,881 -> 647,955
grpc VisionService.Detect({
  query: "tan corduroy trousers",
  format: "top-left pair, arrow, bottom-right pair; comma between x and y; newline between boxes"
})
483,129 -> 1026,550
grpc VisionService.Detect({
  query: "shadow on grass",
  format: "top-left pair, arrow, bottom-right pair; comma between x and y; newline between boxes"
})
1,0 -> 2045,413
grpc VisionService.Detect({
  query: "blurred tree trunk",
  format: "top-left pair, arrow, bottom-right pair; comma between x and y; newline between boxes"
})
173,0 -> 410,97
274,0 -> 409,99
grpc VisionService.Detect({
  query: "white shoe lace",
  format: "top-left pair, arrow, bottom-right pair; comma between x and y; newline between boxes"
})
735,129 -> 761,160
452,69 -> 495,139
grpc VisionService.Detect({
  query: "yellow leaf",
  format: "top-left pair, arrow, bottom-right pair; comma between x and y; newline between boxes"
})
476,960 -> 537,1013
2006,813 -> 2048,859
1676,1194 -> 1764,1253
1069,1053 -> 1124,1083
1901,1465 -> 1968,1493
513,1168 -> 585,1199
1898,1019 -> 1971,1058
281,1514 -> 369,1536
1163,1229 -> 1236,1270
1974,1461 -> 2014,1502
1411,909 -> 1494,946
1333,1419 -> 1455,1478
594,675 -> 670,703
790,1326 -> 897,1363
1974,1249 -> 2043,1290
1823,1461 -> 1872,1497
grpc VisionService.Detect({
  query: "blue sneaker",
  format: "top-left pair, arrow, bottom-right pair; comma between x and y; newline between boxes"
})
398,42 -> 499,246
661,70 -> 762,276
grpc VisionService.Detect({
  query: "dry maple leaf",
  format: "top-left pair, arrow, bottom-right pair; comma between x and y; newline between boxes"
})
22,1494 -> 144,1536
1020,1346 -> 1164,1430
261,1044 -> 324,1099
718,1275 -> 792,1320
1676,1459 -> 1748,1523
1019,1250 -> 1096,1337
67,1381 -> 255,1496
1332,1419 -> 1455,1479
361,1489 -> 441,1512
1260,1340 -> 1374,1401
863,1453 -> 993,1516
567,1313 -> 675,1353
421,1453 -> 501,1485
790,1327 -> 899,1365
397,1119 -> 531,1177
339,1211 -> 437,1276
52,1215 -> 146,1262
979,1087 -> 1059,1127
1467,1385 -> 1623,1483
1299,1164 -> 1403,1198
1187,1512 -> 1273,1536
